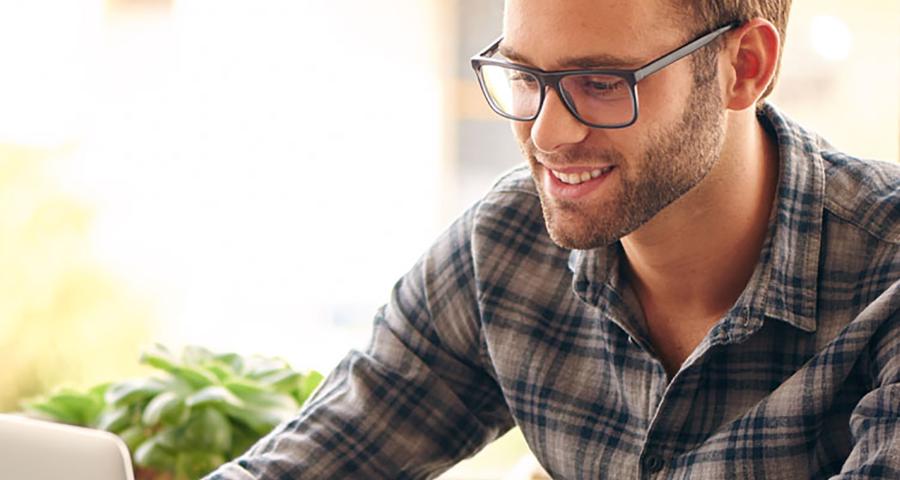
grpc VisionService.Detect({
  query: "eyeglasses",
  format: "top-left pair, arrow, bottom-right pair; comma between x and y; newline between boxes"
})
470,22 -> 739,129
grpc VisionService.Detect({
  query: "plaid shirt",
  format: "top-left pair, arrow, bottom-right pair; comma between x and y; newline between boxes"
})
207,104 -> 900,479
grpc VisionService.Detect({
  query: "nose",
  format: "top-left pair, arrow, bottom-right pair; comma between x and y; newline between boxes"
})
530,87 -> 590,153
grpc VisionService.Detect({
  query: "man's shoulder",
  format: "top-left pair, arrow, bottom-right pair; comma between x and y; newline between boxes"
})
822,150 -> 900,245
466,164 -> 566,265
464,165 -> 572,311
437,164 -> 546,257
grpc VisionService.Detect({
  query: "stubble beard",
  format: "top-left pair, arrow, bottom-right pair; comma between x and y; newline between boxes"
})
526,77 -> 726,250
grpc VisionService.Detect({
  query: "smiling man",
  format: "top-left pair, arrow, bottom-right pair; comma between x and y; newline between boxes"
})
208,0 -> 900,478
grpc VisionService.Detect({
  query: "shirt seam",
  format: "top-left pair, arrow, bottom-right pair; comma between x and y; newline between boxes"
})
823,203 -> 900,245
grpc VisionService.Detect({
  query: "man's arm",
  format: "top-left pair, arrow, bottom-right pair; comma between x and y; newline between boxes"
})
836,280 -> 900,479
204,205 -> 515,479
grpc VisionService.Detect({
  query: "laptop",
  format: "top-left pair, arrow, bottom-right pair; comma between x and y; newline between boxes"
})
0,413 -> 135,480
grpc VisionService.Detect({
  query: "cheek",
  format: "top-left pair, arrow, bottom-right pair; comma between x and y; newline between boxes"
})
632,65 -> 693,126
511,121 -> 532,147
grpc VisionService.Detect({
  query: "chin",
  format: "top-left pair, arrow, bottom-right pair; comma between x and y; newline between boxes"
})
542,206 -> 621,250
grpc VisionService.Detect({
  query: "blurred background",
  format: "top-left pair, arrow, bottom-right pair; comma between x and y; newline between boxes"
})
1,0 -> 897,477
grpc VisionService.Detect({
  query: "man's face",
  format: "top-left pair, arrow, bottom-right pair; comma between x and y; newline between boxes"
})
503,0 -> 727,249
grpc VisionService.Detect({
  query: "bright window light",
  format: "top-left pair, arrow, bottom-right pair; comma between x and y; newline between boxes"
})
809,15 -> 853,62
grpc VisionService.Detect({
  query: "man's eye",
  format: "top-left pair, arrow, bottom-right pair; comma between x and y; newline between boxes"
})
590,80 -> 622,91
588,79 -> 624,92
510,73 -> 538,84
570,76 -> 629,100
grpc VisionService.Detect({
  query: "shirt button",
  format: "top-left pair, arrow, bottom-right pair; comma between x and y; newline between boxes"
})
643,454 -> 665,473
628,336 -> 638,345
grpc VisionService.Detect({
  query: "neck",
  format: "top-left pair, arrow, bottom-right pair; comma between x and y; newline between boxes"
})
622,109 -> 779,320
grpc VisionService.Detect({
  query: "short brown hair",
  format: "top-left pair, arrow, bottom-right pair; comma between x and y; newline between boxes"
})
674,0 -> 792,100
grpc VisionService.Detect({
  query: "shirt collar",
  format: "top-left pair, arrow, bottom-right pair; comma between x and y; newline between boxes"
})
569,103 -> 824,334
753,103 -> 825,332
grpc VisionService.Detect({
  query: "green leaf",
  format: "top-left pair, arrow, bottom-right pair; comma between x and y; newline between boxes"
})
171,365 -> 219,390
244,357 -> 291,380
88,383 -> 111,399
26,399 -> 81,424
96,406 -> 132,432
181,408 -> 232,452
182,345 -> 215,366
227,422 -> 262,458
153,408 -> 232,452
174,451 -> 226,480
25,390 -> 104,426
185,386 -> 244,409
205,364 -> 232,382
134,438 -> 175,470
297,371 -> 325,405
223,378 -> 267,398
117,425 -> 148,452
105,378 -> 166,407
222,391 -> 298,435
142,391 -> 187,426
213,352 -> 244,374
257,369 -> 302,392
222,408 -> 279,436
154,426 -> 181,450
140,344 -> 179,374
227,386 -> 295,408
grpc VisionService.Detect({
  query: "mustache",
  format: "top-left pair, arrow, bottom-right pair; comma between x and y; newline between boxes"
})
521,138 -> 625,166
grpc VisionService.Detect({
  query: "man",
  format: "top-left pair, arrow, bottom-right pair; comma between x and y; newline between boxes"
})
209,0 -> 900,478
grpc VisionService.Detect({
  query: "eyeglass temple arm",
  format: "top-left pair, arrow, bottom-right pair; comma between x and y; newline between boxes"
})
476,36 -> 504,58
633,21 -> 740,83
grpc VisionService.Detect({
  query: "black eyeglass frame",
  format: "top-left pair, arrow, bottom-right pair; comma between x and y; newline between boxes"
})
470,21 -> 740,129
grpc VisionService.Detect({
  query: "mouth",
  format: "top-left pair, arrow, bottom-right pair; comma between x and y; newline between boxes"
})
549,166 -> 616,185
539,164 -> 618,201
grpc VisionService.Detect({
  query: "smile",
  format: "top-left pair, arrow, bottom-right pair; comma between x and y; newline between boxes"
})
550,166 -> 615,185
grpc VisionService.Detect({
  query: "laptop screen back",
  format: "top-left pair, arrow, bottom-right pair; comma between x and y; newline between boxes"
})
0,414 -> 135,480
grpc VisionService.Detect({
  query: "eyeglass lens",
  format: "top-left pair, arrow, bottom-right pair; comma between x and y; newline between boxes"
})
479,64 -> 636,127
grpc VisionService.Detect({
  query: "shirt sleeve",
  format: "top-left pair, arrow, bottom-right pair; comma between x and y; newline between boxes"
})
203,204 -> 515,479
836,280 -> 900,479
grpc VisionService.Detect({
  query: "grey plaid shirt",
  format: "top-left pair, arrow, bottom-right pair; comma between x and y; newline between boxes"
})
208,104 -> 900,479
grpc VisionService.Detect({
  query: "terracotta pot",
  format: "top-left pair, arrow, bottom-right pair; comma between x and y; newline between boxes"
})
134,467 -> 173,480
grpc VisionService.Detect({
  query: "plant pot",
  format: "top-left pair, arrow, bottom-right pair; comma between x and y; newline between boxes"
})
134,466 -> 174,480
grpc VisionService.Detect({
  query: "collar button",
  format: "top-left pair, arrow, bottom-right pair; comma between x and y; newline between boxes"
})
642,454 -> 665,473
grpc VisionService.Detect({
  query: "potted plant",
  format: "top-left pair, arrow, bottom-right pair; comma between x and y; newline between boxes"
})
24,344 -> 324,480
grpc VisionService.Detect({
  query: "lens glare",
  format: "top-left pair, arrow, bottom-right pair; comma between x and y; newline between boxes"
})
480,65 -> 541,120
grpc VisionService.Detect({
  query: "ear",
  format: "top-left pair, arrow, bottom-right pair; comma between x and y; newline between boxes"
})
720,19 -> 780,111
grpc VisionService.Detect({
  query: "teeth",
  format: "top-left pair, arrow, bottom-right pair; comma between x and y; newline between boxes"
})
551,166 -> 614,185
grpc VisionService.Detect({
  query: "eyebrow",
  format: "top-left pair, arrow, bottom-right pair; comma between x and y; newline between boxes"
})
498,44 -> 644,70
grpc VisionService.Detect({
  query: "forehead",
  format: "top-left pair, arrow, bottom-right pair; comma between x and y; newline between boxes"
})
502,0 -> 684,69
